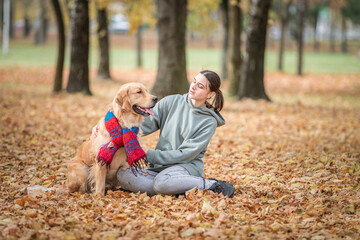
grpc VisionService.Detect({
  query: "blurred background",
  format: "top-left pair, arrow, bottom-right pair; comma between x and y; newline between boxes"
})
0,0 -> 359,98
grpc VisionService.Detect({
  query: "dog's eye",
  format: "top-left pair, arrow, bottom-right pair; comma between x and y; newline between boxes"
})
137,90 -> 142,94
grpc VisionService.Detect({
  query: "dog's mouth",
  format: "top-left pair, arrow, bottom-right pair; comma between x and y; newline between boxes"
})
132,105 -> 155,116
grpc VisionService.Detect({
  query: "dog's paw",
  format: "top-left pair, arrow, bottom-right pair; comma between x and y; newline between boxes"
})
93,191 -> 104,197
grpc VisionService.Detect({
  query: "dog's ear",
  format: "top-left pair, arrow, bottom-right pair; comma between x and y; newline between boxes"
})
114,85 -> 131,110
115,92 -> 123,107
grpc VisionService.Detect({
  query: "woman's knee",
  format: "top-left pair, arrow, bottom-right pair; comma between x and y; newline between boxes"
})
152,174 -> 171,194
153,166 -> 193,195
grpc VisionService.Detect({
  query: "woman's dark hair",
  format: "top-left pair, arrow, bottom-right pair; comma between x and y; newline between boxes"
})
200,70 -> 224,112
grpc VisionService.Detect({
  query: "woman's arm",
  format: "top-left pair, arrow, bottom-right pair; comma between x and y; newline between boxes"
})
141,114 -> 161,136
146,122 -> 217,165
141,96 -> 168,136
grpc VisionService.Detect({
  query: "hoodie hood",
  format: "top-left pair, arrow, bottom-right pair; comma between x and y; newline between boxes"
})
184,94 -> 225,127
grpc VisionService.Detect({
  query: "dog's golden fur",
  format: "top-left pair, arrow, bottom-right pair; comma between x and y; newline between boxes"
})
66,83 -> 157,195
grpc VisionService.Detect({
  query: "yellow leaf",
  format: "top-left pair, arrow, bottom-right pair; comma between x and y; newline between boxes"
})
142,220 -> 153,226
185,187 -> 198,200
217,199 -> 227,209
24,209 -> 37,218
316,163 -> 324,169
114,213 -> 128,220
202,200 -> 218,217
181,228 -> 196,237
204,228 -> 223,238
243,176 -> 252,183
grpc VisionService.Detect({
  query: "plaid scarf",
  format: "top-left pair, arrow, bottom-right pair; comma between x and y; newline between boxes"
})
97,111 -> 147,172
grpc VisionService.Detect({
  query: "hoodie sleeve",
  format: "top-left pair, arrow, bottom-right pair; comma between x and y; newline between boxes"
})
146,121 -> 217,165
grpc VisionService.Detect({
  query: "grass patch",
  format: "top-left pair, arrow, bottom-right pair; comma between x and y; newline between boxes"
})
0,40 -> 359,74
265,50 -> 360,74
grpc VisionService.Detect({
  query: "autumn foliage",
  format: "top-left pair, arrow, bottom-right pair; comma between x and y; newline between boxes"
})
0,67 -> 359,239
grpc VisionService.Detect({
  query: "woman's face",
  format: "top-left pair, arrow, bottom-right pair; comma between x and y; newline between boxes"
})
188,73 -> 215,102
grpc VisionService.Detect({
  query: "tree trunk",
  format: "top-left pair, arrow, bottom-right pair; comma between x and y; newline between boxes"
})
2,0 -> 10,54
136,25 -> 142,68
9,0 -> 14,38
67,0 -> 91,95
238,0 -> 271,101
64,0 -> 72,18
51,0 -> 65,93
9,0 -> 16,38
219,0 -> 229,80
23,0 -> 32,38
341,14 -> 347,53
228,0 -> 242,96
297,0 -> 306,76
206,34 -> 214,48
43,17 -> 49,43
24,16 -> 31,38
313,9 -> 319,51
329,10 -> 336,52
278,1 -> 290,71
96,7 -> 111,80
35,0 -> 46,45
0,0 -> 3,42
152,0 -> 188,99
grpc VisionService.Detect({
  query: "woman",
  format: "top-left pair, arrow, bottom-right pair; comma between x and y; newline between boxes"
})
117,70 -> 235,197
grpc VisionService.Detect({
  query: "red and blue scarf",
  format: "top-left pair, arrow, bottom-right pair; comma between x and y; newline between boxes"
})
97,111 -> 147,172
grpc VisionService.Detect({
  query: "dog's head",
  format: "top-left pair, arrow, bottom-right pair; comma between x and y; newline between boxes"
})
112,83 -> 157,119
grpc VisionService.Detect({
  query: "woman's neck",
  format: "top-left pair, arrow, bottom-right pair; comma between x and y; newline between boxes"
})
191,98 -> 205,107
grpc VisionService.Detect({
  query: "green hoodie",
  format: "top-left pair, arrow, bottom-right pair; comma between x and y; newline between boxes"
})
141,94 -> 225,177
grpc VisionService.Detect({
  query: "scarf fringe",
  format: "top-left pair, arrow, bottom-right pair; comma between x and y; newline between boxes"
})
97,151 -> 148,174
129,157 -> 148,176
97,157 -> 111,168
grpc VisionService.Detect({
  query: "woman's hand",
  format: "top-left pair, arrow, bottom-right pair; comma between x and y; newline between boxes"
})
91,124 -> 99,138
142,145 -> 149,154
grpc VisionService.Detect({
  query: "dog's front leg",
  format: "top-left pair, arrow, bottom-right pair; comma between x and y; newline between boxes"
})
94,162 -> 107,195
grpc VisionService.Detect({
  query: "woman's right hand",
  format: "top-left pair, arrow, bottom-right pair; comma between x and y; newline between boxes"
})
91,124 -> 99,138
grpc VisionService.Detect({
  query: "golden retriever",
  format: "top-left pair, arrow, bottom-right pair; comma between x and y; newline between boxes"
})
66,83 -> 157,195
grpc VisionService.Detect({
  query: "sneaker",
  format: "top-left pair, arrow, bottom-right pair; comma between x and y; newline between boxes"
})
208,178 -> 235,198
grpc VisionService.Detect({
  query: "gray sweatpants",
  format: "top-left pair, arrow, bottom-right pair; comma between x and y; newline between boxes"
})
116,165 -> 216,196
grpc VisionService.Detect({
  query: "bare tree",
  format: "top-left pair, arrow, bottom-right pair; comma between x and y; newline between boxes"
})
122,0 -> 156,69
340,13 -> 347,53
0,0 -> 3,41
136,25 -> 142,68
67,0 -> 91,95
329,8 -> 336,52
308,1 -> 322,52
238,0 -> 271,101
228,0 -> 243,96
23,0 -> 32,38
51,0 -> 65,93
34,0 -> 47,45
275,0 -> 291,71
152,0 -> 188,98
9,0 -> 14,38
96,4 -> 111,80
297,0 -> 306,76
219,0 -> 229,80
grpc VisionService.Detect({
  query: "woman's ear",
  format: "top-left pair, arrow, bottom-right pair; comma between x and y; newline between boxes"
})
207,91 -> 216,100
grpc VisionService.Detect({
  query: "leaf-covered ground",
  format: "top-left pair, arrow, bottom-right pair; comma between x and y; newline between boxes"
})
0,67 -> 359,239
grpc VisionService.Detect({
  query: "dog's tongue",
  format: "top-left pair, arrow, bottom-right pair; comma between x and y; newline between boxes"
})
139,107 -> 154,115
144,108 -> 154,115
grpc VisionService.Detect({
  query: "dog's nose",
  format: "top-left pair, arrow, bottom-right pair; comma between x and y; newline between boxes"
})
152,96 -> 158,103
